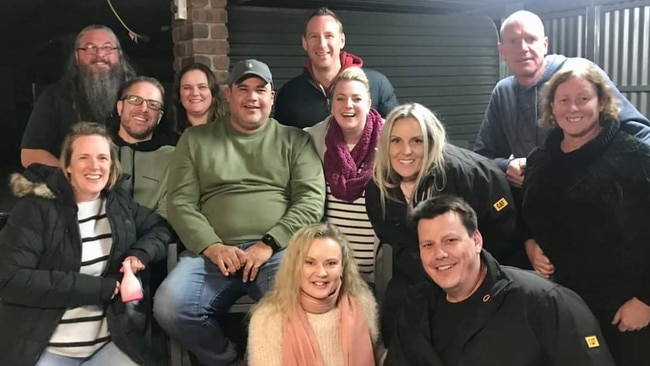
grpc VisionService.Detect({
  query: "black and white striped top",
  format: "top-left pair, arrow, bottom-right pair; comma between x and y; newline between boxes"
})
46,199 -> 113,357
325,184 -> 378,283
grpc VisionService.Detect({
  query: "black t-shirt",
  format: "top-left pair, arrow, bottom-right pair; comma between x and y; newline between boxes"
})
431,273 -> 492,366
21,81 -> 119,158
21,82 -> 77,158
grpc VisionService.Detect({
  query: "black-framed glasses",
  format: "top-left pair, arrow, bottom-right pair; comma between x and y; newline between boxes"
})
122,95 -> 164,112
76,45 -> 119,55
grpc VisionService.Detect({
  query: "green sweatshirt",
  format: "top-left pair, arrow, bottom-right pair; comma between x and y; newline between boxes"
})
167,118 -> 325,254
117,144 -> 174,219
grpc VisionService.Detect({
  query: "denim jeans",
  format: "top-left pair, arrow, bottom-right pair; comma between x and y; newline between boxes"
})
153,242 -> 285,365
35,342 -> 138,366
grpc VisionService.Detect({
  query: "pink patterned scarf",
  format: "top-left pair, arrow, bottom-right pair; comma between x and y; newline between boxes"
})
324,108 -> 383,201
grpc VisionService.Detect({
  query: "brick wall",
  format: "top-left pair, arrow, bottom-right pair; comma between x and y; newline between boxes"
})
171,0 -> 229,85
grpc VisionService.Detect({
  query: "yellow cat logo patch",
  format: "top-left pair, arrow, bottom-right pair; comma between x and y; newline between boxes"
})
492,198 -> 509,212
585,336 -> 600,348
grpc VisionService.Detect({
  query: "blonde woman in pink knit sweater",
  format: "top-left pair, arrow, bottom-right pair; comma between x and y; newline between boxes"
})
247,222 -> 384,366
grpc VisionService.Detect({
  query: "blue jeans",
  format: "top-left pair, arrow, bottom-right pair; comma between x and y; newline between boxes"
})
35,342 -> 138,366
154,242 -> 285,365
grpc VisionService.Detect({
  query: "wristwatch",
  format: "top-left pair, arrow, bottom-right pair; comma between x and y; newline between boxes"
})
261,234 -> 280,252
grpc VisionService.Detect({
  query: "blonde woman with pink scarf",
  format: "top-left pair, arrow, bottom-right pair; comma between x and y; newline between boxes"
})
305,67 -> 383,284
247,222 -> 383,366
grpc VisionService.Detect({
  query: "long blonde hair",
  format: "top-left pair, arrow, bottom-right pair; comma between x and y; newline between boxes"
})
253,222 -> 372,318
371,103 -> 447,212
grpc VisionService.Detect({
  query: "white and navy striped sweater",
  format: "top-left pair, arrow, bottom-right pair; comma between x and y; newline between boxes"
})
46,199 -> 113,357
325,185 -> 378,283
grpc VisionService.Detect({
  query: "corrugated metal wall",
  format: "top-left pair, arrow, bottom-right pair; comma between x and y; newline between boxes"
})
227,6 -> 500,147
540,1 -> 650,117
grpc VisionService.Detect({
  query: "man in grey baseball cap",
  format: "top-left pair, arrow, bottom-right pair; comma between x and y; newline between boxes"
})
229,59 -> 273,87
155,57 -> 325,365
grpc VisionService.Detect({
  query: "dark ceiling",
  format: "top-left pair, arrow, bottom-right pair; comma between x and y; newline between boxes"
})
1,0 -> 172,81
1,0 -> 170,48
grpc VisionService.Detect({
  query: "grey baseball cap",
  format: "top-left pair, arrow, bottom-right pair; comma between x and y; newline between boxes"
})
229,59 -> 273,86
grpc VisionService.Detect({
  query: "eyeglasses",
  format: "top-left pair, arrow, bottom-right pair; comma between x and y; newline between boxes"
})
121,95 -> 164,112
76,45 -> 119,55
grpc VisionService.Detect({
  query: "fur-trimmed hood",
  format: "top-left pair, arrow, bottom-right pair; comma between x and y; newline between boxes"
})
0,165 -> 171,366
10,172 -> 57,200
9,164 -> 73,202
10,164 -> 129,203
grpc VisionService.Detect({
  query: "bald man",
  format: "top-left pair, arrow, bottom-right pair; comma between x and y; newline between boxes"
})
474,10 -> 650,189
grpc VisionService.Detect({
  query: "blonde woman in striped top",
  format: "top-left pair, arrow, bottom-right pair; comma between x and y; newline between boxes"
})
306,67 -> 384,283
0,122 -> 172,365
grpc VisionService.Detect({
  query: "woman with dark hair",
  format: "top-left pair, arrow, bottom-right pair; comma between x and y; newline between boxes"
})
170,63 -> 226,135
0,122 -> 172,365
523,60 -> 650,365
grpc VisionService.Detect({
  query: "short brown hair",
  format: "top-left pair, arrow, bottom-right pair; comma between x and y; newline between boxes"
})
304,7 -> 344,35
413,195 -> 478,236
119,76 -> 166,101
60,122 -> 122,190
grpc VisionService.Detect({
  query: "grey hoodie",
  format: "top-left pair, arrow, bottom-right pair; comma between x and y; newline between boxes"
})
474,54 -> 650,171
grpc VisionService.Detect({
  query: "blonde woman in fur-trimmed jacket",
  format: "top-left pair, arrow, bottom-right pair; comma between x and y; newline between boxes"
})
0,122 -> 171,366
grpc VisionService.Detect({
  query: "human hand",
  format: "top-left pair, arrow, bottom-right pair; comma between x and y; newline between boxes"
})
524,239 -> 554,278
506,157 -> 526,188
241,241 -> 273,283
612,297 -> 650,332
120,256 -> 146,274
202,243 -> 247,276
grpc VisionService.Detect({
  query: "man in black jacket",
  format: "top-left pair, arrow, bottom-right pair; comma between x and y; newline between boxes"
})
274,7 -> 398,128
385,195 -> 614,366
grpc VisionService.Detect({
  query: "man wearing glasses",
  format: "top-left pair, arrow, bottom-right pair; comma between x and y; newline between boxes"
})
21,24 -> 136,168
113,76 -> 174,218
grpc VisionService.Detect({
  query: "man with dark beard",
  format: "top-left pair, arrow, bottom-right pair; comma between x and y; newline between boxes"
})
20,24 -> 136,168
112,76 -> 174,218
